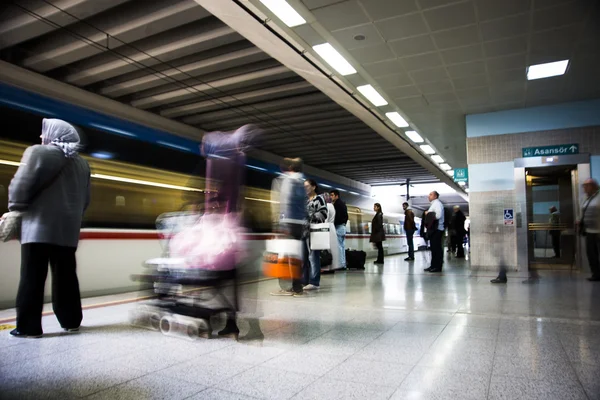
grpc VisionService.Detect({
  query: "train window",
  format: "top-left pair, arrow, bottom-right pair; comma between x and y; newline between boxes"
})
115,196 -> 126,207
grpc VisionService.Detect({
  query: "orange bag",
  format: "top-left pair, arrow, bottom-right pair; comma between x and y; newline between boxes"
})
262,239 -> 302,279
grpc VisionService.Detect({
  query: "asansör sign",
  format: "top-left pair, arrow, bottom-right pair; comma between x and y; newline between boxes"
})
522,144 -> 579,158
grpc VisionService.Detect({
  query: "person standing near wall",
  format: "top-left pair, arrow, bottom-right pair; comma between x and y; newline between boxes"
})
403,202 -> 416,261
549,206 -> 561,258
451,205 -> 467,258
578,178 -> 600,281
330,190 -> 348,269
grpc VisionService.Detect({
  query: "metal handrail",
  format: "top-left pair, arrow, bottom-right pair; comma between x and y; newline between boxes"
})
527,223 -> 570,231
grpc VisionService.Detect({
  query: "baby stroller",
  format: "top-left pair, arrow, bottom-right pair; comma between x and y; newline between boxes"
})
130,211 -> 242,340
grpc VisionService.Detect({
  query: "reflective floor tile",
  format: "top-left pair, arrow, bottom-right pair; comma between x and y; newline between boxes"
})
291,377 -> 396,400
216,366 -> 316,400
488,376 -> 588,400
186,388 -> 258,400
158,356 -> 254,387
263,349 -> 348,376
320,326 -> 384,343
209,342 -> 286,365
448,314 -> 501,329
397,366 -> 490,400
327,357 -> 413,388
85,372 -> 205,400
493,355 -> 579,384
355,341 -> 428,365
299,337 -> 368,357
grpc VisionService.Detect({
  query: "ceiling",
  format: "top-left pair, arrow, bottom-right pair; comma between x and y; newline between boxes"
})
281,0 -> 600,170
0,0 -> 443,185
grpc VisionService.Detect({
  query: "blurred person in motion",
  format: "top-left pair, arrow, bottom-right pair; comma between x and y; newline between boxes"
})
371,203 -> 385,264
323,192 -> 336,224
549,206 -> 561,258
403,202 -> 416,261
330,190 -> 348,269
424,191 -> 444,272
3,119 -> 90,338
270,158 -> 306,296
303,179 -> 327,290
451,205 -> 467,258
200,124 -> 259,338
578,178 -> 600,281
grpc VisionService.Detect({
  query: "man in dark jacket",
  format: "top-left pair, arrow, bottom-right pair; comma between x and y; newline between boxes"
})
330,190 -> 348,269
451,206 -> 467,258
403,202 -> 416,261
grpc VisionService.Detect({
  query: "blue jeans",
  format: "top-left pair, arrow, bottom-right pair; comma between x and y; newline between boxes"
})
335,224 -> 346,268
405,229 -> 415,258
302,237 -> 321,286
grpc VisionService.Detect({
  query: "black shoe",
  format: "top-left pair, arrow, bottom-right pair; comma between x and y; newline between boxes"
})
404,257 -> 415,261
10,329 -> 42,339
587,276 -> 600,282
63,327 -> 80,332
428,268 -> 442,273
374,260 -> 384,264
424,267 -> 432,272
490,278 -> 507,284
218,320 -> 240,339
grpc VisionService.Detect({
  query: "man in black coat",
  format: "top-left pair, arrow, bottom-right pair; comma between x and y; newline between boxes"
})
451,206 -> 467,258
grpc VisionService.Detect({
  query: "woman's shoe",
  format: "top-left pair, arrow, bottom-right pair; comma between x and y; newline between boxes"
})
218,319 -> 240,340
10,329 -> 42,339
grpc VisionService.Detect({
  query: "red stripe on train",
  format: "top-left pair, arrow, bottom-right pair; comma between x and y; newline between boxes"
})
79,232 -> 406,240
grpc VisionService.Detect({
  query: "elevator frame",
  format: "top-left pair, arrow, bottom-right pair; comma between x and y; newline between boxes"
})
514,153 -> 591,272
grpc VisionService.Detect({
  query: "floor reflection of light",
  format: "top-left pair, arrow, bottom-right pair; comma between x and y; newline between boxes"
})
422,322 -> 466,385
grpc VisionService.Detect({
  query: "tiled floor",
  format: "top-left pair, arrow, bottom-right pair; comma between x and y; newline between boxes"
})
1,251 -> 600,399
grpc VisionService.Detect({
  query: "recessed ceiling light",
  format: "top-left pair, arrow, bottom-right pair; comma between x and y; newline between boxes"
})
431,155 -> 444,163
386,112 -> 409,128
420,144 -> 435,154
313,43 -> 357,76
353,34 -> 366,41
458,181 -> 466,186
446,169 -> 454,176
440,163 -> 451,170
465,188 -> 470,193
356,84 -> 388,106
527,59 -> 569,80
259,0 -> 306,27
405,130 -> 424,143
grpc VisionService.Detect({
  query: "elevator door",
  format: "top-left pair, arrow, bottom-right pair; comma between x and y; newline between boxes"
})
526,165 -> 577,269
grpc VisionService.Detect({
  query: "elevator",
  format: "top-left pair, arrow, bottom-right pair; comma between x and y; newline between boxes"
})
515,154 -> 591,272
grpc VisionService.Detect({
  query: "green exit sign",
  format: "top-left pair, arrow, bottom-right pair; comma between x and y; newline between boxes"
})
522,144 -> 579,158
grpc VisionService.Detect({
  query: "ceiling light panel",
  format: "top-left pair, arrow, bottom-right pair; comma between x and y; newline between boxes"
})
313,43 -> 356,76
527,60 -> 569,80
447,169 -> 454,176
440,163 -> 451,170
405,130 -> 424,143
385,112 -> 409,128
420,144 -> 435,154
431,155 -> 444,163
259,0 -> 306,27
356,85 -> 388,107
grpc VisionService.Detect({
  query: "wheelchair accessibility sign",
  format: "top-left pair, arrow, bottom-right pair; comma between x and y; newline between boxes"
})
504,209 -> 514,226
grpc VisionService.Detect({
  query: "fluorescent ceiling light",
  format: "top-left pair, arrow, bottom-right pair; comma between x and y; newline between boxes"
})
385,112 -> 409,128
465,188 -> 470,193
446,169 -> 454,176
420,144 -> 435,154
405,130 -> 423,143
458,181 -> 466,186
431,155 -> 444,163
527,59 -> 569,80
313,43 -> 356,76
356,85 -> 388,107
440,163 -> 451,170
259,0 -> 306,27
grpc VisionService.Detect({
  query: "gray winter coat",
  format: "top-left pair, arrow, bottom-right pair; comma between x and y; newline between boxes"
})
8,145 -> 91,247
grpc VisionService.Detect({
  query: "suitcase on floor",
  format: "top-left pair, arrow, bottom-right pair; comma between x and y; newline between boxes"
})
345,249 -> 366,270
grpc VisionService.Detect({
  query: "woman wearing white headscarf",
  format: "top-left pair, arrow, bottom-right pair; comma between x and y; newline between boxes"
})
3,118 -> 91,338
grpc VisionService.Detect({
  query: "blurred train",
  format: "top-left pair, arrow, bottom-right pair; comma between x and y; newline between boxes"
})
0,126 -> 424,307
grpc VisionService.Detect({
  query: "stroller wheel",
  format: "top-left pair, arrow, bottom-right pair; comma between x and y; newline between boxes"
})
159,316 -> 173,335
186,323 -> 200,340
149,313 -> 161,330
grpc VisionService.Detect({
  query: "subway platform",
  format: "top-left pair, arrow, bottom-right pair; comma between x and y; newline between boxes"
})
1,253 -> 599,400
